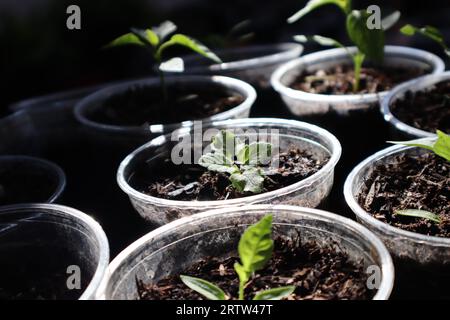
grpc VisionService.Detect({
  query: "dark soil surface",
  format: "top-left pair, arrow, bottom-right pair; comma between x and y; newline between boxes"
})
391,80 -> 450,133
0,169 -> 58,205
358,152 -> 450,237
89,84 -> 244,127
290,65 -> 425,95
138,147 -> 328,201
137,237 -> 374,300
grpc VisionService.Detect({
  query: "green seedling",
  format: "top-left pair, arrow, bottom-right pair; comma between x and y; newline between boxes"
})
389,130 -> 450,223
106,21 -> 221,102
401,24 -> 450,58
181,215 -> 295,300
198,130 -> 272,194
288,0 -> 400,92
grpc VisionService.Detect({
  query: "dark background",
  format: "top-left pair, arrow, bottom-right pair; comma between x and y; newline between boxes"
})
2,0 -> 450,111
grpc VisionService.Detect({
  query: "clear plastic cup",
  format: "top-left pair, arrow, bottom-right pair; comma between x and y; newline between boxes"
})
0,155 -> 66,204
0,204 -> 109,300
117,118 -> 341,225
381,71 -> 450,139
344,143 -> 450,265
102,205 -> 394,300
271,46 -> 445,117
168,43 -> 303,88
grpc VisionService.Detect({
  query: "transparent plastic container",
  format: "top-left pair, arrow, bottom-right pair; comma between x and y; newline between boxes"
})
0,204 -> 109,300
168,43 -> 303,88
0,155 -> 66,204
381,71 -> 450,139
271,46 -> 445,117
74,75 -> 256,142
101,205 -> 394,300
344,143 -> 450,265
117,118 -> 341,225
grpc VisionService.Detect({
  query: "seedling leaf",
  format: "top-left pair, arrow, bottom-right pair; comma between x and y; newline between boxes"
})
105,32 -> 145,48
346,10 -> 384,63
198,152 -> 237,174
288,0 -> 351,23
388,130 -> 450,161
212,130 -> 240,159
394,209 -> 441,224
131,28 -> 160,47
156,34 -> 222,63
236,214 -> 273,278
401,24 -> 450,57
180,275 -> 227,300
230,167 -> 265,193
253,286 -> 296,300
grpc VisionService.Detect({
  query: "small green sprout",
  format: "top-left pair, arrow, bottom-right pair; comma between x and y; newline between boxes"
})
389,130 -> 449,223
181,215 -> 295,300
394,209 -> 441,224
288,0 -> 400,92
401,24 -> 450,58
198,130 -> 272,194
106,21 -> 221,102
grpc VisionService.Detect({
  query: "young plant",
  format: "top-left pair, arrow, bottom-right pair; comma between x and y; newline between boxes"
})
401,24 -> 450,58
388,130 -> 450,223
180,215 -> 295,300
288,0 -> 400,92
106,21 -> 221,102
198,130 -> 272,194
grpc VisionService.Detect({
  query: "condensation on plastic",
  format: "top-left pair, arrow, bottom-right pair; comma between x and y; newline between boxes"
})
168,43 -> 303,88
0,155 -> 66,204
101,205 -> 394,300
271,46 -> 445,117
344,143 -> 450,266
117,118 -> 341,226
0,204 -> 109,300
381,71 -> 450,139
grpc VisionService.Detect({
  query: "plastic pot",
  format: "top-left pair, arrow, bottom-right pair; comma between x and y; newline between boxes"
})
101,205 -> 394,300
168,43 -> 303,88
381,71 -> 450,139
344,144 -> 450,298
0,204 -> 109,300
74,75 -> 256,162
117,118 -> 341,226
271,46 -> 444,117
0,155 -> 66,205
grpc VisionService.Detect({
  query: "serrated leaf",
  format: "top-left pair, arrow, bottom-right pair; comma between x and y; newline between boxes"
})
180,275 -> 227,300
105,32 -> 145,48
152,20 -> 177,41
247,142 -> 272,166
234,215 -> 273,283
287,0 -> 351,23
159,57 -> 184,72
253,286 -> 296,300
156,34 -> 221,63
381,11 -> 401,31
394,209 -> 441,224
212,130 -> 241,159
230,168 -> 265,193
389,130 -> 450,161
346,10 -> 385,63
198,152 -> 237,174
